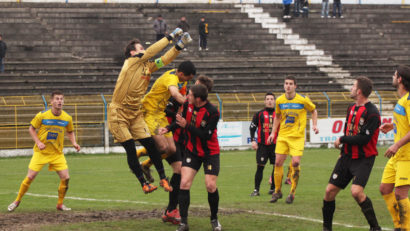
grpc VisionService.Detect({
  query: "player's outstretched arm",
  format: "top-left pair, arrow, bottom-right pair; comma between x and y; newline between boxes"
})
67,131 -> 81,152
169,86 -> 186,104
150,32 -> 192,73
140,28 -> 183,63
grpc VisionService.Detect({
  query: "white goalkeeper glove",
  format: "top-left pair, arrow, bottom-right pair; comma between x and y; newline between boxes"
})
169,28 -> 183,39
176,32 -> 192,50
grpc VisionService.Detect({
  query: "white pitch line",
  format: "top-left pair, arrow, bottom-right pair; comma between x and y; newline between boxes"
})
24,192 -> 392,230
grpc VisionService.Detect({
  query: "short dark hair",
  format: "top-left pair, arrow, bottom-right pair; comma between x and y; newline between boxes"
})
177,61 -> 196,76
285,75 -> 297,85
124,39 -> 141,59
356,76 -> 373,98
397,65 -> 410,92
197,75 -> 213,92
265,92 -> 275,99
190,84 -> 208,101
51,90 -> 64,98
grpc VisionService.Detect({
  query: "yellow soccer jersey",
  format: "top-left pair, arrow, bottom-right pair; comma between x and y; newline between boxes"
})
392,92 -> 410,161
142,69 -> 187,113
276,93 -> 316,138
30,109 -> 74,155
110,38 -> 179,110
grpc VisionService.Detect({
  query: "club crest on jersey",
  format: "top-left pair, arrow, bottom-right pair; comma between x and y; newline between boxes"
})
186,158 -> 191,163
188,107 -> 193,113
332,173 -> 338,179
201,120 -> 207,127
264,115 -> 268,118
360,118 -> 365,125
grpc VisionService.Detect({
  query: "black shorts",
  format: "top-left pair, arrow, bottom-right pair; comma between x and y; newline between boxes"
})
165,142 -> 183,165
328,154 -> 375,189
256,144 -> 276,165
182,151 -> 220,176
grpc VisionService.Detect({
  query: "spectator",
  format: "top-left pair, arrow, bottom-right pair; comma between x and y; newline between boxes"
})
154,15 -> 168,41
198,17 -> 208,51
293,0 -> 301,17
283,0 -> 292,19
301,0 -> 309,18
177,16 -> 190,32
0,34 -> 7,73
321,0 -> 330,18
333,0 -> 343,18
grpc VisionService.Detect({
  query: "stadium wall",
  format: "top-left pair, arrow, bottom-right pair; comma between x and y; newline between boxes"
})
0,0 -> 407,4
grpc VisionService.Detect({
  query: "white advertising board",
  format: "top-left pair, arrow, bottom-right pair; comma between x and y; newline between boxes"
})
310,117 -> 394,143
217,121 -> 243,146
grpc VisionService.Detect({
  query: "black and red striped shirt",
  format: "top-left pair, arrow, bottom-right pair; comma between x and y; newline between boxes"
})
340,102 -> 380,159
250,108 -> 277,145
165,97 -> 184,144
168,101 -> 220,157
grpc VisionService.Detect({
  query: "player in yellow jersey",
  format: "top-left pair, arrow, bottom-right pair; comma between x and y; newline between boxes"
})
8,90 -> 81,212
380,65 -> 410,231
108,28 -> 192,194
268,75 -> 318,204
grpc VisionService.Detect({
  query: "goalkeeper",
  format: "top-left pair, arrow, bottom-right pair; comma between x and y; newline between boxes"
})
108,28 -> 192,194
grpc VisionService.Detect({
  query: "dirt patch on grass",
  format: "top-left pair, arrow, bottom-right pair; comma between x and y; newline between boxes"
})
0,207 -> 239,231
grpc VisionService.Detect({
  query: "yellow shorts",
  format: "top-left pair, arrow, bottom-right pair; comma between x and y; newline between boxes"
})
108,104 -> 151,143
28,152 -> 68,172
275,136 -> 305,156
144,112 -> 172,138
381,158 -> 410,187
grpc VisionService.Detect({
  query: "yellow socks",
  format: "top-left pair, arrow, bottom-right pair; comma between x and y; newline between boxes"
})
15,177 -> 33,202
382,192 -> 400,228
287,164 -> 293,179
274,166 -> 283,193
398,197 -> 410,230
290,166 -> 300,195
58,179 -> 69,205
136,147 -> 148,158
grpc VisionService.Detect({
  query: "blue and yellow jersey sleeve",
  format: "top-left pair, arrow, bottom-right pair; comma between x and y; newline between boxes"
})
393,92 -> 410,160
31,109 -> 73,155
276,93 -> 316,138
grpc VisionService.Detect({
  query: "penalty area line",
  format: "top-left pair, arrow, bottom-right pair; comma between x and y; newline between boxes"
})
25,193 -> 392,230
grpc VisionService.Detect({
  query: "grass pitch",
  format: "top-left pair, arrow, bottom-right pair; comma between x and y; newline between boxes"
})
0,147 -> 395,230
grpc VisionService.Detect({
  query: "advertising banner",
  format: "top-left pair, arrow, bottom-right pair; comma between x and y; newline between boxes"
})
310,117 -> 394,143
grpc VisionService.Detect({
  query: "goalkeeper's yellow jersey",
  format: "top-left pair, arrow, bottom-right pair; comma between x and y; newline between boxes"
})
276,93 -> 316,139
30,109 -> 74,155
142,69 -> 187,113
392,92 -> 410,161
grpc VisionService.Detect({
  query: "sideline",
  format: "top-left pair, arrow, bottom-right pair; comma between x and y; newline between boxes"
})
25,192 -> 391,230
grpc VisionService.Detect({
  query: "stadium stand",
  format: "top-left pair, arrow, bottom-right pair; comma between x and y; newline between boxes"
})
0,2 -> 404,149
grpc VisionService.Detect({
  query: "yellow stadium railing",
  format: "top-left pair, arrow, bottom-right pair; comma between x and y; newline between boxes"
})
0,92 -> 398,149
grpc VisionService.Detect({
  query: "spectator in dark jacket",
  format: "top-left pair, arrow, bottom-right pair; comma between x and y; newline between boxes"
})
153,15 -> 168,41
333,0 -> 343,18
0,34 -> 6,73
177,16 -> 190,32
198,17 -> 208,51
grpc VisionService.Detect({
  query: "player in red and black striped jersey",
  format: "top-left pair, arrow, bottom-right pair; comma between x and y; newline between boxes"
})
160,84 -> 221,231
249,92 -> 277,196
160,76 -> 214,225
322,76 -> 381,231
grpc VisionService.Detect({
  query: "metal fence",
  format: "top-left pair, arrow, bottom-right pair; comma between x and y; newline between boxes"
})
0,91 -> 397,149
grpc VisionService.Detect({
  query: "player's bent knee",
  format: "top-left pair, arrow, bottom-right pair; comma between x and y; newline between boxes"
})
180,179 -> 192,190
206,184 -> 217,193
379,183 -> 394,195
